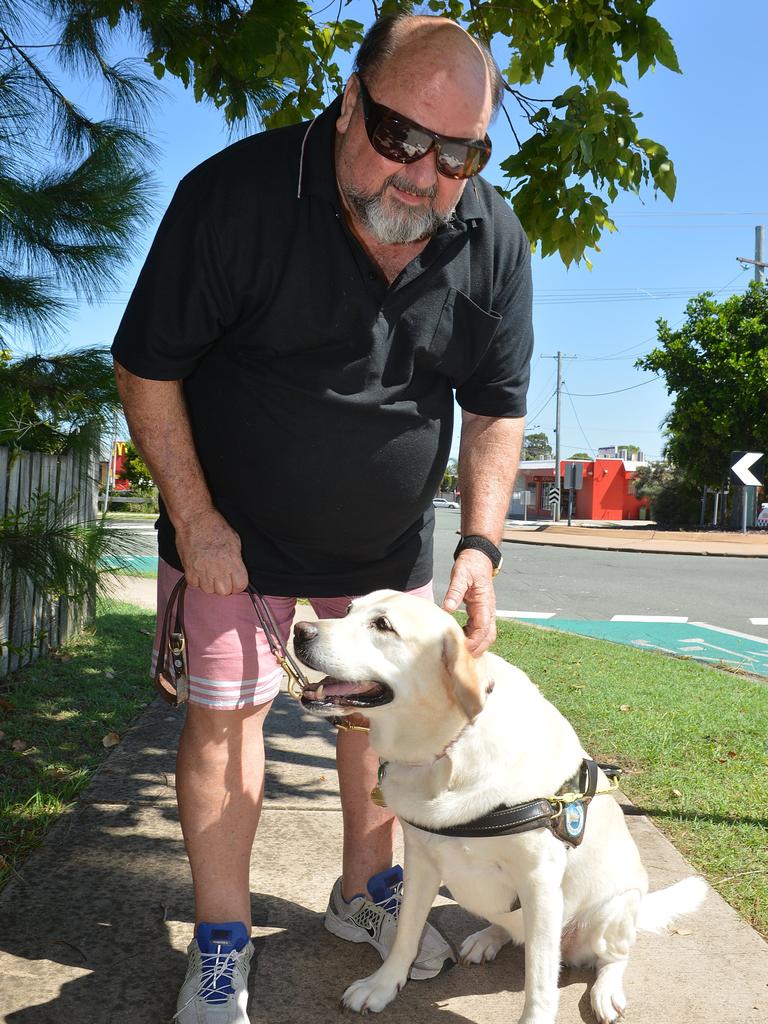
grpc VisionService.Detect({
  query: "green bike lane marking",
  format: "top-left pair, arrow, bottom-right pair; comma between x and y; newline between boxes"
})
542,619 -> 768,677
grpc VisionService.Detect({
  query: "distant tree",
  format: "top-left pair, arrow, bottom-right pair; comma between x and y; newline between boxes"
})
637,283 -> 768,489
523,432 -> 553,460
441,458 -> 458,493
116,440 -> 154,494
617,444 -> 642,456
567,452 -> 590,460
632,462 -> 699,526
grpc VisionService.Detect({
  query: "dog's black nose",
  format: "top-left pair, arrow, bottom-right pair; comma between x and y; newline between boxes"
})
293,621 -> 318,643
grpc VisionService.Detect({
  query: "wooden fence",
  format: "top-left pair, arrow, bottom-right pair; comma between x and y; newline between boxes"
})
0,446 -> 98,678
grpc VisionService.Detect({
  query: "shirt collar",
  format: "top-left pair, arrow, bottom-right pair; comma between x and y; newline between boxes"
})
296,94 -> 485,227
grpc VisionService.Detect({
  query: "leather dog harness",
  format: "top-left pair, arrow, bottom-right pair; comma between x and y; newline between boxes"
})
380,758 -> 622,848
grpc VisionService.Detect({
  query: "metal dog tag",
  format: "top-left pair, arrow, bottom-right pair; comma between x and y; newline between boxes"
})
553,800 -> 587,847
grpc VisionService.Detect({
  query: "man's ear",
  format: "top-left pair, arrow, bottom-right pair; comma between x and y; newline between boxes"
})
441,626 -> 486,721
336,75 -> 360,135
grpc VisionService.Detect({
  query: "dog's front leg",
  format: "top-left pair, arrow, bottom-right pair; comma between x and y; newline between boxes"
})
516,862 -> 566,1024
341,837 -> 442,1014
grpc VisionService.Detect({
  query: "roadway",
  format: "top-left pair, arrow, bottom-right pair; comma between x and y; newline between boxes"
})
107,512 -> 768,675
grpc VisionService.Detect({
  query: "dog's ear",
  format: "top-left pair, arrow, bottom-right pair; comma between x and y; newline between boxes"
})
441,627 -> 486,721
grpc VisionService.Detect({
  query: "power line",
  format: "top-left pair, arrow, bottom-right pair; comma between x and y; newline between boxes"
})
567,376 -> 661,398
562,384 -> 596,457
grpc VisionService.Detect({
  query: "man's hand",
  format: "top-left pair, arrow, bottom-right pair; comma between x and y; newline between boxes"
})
443,549 -> 497,655
174,507 -> 249,595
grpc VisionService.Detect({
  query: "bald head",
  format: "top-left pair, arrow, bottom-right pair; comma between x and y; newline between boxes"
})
354,14 -> 504,116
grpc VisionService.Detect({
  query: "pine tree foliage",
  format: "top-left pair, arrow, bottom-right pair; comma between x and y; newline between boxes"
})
0,1 -> 154,343
0,346 -> 120,454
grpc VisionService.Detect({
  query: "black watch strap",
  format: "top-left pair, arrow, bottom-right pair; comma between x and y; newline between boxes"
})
453,535 -> 503,575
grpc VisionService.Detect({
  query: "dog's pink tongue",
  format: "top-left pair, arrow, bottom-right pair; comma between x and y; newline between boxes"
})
319,677 -> 377,697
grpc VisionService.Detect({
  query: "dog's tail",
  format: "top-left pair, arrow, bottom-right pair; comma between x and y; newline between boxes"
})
636,876 -> 708,934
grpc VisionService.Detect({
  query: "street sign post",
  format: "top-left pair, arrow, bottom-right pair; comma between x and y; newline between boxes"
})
563,463 -> 584,526
548,486 -> 560,517
730,451 -> 765,533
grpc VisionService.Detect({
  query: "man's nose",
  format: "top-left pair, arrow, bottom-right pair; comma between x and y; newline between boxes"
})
293,621 -> 318,643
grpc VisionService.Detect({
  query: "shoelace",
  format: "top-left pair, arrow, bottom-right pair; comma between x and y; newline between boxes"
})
372,879 -> 403,920
174,945 -> 240,1018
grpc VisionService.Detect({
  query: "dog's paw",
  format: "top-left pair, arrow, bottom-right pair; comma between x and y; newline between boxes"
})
590,975 -> 627,1024
341,970 -> 406,1014
459,924 -> 510,965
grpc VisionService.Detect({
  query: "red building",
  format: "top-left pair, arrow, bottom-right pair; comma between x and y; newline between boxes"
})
510,458 -> 649,521
99,440 -> 131,492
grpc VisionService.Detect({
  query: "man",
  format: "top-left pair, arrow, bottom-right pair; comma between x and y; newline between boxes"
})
112,13 -> 532,1023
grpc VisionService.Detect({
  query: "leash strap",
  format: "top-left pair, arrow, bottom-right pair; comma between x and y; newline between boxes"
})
153,578 -> 312,707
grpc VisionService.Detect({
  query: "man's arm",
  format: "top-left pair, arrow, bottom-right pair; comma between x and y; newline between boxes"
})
113,360 -> 248,596
443,411 -> 525,654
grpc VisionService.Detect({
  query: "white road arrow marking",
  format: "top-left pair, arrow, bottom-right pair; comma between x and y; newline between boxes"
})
731,452 -> 763,486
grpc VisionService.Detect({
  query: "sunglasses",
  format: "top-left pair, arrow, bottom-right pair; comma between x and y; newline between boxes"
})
356,77 -> 492,181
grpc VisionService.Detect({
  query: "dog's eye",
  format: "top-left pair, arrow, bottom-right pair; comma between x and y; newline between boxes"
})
372,616 -> 395,633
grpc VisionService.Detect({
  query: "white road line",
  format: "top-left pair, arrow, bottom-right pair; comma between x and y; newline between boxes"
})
749,617 -> 768,625
689,622 -> 768,646
611,615 -> 689,623
496,610 -> 556,620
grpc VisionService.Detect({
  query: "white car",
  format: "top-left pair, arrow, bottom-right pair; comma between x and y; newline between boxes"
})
756,503 -> 768,529
432,497 -> 459,509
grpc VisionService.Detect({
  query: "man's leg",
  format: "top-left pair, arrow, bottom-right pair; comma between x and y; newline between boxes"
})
335,719 -> 398,900
176,700 -> 272,930
154,559 -> 295,928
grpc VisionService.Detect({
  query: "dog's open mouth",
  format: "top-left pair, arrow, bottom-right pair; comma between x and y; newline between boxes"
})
300,677 -> 393,712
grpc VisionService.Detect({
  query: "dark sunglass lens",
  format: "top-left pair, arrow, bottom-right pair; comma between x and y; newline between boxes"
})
373,117 -> 432,163
437,141 -> 490,180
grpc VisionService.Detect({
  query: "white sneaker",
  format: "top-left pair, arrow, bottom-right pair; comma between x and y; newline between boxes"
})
174,922 -> 253,1023
324,866 -> 455,980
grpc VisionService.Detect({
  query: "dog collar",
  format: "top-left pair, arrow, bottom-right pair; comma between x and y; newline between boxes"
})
388,759 -> 621,848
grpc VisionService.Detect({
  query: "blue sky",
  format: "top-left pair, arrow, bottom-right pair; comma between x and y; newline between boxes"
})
17,0 -> 768,461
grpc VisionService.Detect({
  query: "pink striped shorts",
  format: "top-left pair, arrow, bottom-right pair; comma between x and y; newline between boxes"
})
151,558 -> 434,710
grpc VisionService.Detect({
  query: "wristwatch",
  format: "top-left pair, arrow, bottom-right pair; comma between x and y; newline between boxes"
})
453,535 -> 503,576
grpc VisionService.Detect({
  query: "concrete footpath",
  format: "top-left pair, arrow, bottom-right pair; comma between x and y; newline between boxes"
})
502,522 -> 768,558
0,582 -> 767,1023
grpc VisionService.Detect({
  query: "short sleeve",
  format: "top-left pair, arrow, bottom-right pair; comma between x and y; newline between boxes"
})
111,170 -> 235,380
455,203 -> 534,418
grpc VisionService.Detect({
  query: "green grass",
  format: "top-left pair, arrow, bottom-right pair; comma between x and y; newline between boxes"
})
490,617 -> 768,938
0,601 -> 156,890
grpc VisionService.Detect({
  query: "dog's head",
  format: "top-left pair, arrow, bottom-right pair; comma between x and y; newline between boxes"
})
293,591 -> 488,732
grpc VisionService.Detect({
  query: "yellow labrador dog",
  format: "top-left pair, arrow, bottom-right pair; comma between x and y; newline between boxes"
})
293,591 -> 707,1024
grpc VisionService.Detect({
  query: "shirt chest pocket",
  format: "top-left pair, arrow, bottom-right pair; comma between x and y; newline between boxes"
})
415,288 -> 502,387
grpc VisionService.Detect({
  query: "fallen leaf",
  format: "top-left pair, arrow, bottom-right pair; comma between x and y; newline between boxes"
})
671,789 -> 683,799
11,739 -> 29,752
48,766 -> 69,779
619,704 -> 631,712
727,751 -> 738,759
0,697 -> 14,712
0,855 -> 8,871
102,732 -> 120,749
104,670 -> 115,679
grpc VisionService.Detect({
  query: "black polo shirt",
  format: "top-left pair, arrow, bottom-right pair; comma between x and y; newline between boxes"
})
111,97 -> 533,596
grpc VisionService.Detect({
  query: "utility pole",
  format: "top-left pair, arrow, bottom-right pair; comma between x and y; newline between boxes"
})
553,350 -> 562,521
737,225 -> 766,281
541,351 -> 576,522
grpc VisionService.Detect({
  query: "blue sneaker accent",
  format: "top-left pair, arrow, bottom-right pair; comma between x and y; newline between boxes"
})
194,922 -> 249,1004
367,865 -> 404,916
